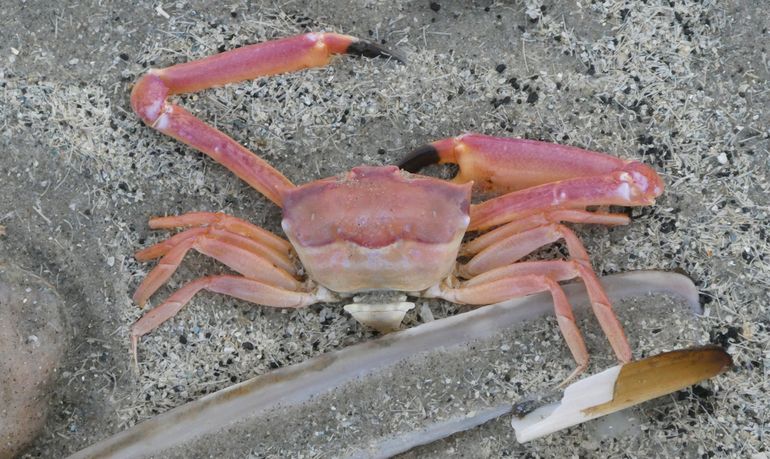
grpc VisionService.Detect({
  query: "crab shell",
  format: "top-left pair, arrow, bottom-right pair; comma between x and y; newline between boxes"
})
281,166 -> 472,293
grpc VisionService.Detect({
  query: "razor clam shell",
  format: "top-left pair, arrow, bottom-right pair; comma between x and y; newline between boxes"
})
69,271 -> 701,458
511,345 -> 732,442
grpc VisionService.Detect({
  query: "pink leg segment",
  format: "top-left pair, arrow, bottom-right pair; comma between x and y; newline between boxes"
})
463,259 -> 579,287
147,212 -> 291,255
136,226 -> 295,274
469,165 -> 662,230
135,227 -> 208,261
133,229 -> 301,306
457,225 -> 633,365
573,260 -> 632,363
130,275 -> 320,366
461,210 -> 629,256
131,33 -> 399,206
435,273 -> 589,384
461,223 -> 599,277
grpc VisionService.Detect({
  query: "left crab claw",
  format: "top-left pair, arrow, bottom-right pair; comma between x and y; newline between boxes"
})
130,32 -> 403,207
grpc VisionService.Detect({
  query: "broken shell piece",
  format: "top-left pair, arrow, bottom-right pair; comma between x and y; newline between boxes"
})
344,302 -> 415,333
511,345 -> 732,442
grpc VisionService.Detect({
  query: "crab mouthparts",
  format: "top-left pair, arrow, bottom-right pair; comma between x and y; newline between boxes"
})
344,295 -> 416,333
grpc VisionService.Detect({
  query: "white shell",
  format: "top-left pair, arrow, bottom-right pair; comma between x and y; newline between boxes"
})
510,365 -> 621,442
344,302 -> 415,333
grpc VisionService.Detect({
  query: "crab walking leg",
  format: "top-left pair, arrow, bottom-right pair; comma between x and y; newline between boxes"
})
462,210 -> 629,256
131,276 -> 326,365
461,224 -> 591,277
459,224 -> 633,363
430,274 -> 589,383
136,226 -> 295,274
133,232 -> 302,307
135,227 -> 207,261
469,169 -> 661,230
463,260 -> 580,287
205,229 -> 295,273
147,212 -> 292,255
131,33 -> 401,206
399,133 -> 664,194
574,260 -> 633,362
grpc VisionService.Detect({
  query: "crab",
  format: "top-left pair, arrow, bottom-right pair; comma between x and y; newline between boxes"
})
129,32 -> 664,383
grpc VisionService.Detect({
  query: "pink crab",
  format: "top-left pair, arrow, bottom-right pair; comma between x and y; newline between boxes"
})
129,32 -> 663,383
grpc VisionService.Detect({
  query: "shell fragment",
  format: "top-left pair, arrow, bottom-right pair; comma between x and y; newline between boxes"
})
511,346 -> 732,442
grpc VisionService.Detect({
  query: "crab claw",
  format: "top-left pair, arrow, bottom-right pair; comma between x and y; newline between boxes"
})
130,33 -> 403,207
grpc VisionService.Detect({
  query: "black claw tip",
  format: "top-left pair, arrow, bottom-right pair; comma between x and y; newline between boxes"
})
397,144 -> 440,173
346,40 -> 406,63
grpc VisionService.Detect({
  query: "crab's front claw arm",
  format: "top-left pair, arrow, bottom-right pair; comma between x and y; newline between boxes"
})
400,133 -> 663,229
400,133 -> 664,196
131,33 -> 402,207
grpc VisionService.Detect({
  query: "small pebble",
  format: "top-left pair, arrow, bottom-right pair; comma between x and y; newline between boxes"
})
495,63 -> 507,73
429,2 -> 441,12
419,303 -> 435,322
717,152 -> 728,164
